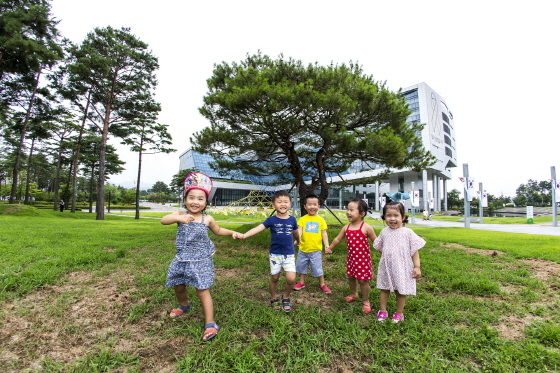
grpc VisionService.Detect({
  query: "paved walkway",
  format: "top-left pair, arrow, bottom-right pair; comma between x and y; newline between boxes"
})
414,218 -> 560,236
367,211 -> 560,236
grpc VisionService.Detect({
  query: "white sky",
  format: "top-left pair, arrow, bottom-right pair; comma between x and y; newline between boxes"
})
50,0 -> 559,197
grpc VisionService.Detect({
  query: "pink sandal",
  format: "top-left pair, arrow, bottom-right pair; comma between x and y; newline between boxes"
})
362,302 -> 372,314
344,294 -> 359,302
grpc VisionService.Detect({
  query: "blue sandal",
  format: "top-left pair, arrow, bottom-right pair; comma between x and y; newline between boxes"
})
203,322 -> 219,341
270,298 -> 280,310
281,298 -> 292,313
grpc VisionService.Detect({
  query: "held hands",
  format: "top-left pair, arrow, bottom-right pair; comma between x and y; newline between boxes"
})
232,232 -> 244,240
325,247 -> 332,254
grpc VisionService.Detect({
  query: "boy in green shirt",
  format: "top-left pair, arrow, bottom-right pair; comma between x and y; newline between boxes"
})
293,194 -> 332,293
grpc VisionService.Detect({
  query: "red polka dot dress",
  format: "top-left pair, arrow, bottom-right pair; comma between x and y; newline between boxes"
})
345,222 -> 374,280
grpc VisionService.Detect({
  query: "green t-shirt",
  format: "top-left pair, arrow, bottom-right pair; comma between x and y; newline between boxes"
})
297,214 -> 328,253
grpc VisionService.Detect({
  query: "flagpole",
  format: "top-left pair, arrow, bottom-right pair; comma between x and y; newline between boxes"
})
463,164 -> 470,228
479,182 -> 484,224
552,166 -> 557,228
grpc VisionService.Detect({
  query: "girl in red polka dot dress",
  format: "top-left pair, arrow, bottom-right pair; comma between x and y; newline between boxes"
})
328,199 -> 377,313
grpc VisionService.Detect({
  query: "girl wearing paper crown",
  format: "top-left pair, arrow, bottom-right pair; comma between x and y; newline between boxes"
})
161,172 -> 243,341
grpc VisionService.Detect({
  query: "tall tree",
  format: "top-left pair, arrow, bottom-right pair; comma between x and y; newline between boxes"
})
151,181 -> 169,194
79,135 -> 125,212
0,0 -> 64,203
514,179 -> 552,207
193,53 -> 435,211
65,26 -> 159,219
119,95 -> 174,218
0,0 -> 63,80
170,168 -> 196,196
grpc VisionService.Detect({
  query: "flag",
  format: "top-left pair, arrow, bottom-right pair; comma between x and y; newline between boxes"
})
459,177 -> 476,201
553,179 -> 560,203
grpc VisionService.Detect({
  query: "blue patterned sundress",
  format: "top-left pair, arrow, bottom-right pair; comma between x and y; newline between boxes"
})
165,214 -> 216,290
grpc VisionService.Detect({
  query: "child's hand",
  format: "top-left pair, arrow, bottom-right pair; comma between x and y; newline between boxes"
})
412,267 -> 422,278
232,232 -> 244,240
178,214 -> 195,224
294,240 -> 300,247
325,247 -> 332,254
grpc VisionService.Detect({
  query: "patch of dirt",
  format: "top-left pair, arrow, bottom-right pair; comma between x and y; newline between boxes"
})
520,258 -> 560,282
495,314 -> 541,341
441,243 -> 503,257
215,266 -> 240,278
292,289 -> 333,310
438,242 -> 560,341
0,269 -> 183,372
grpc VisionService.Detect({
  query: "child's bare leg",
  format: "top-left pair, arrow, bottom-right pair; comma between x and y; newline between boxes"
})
318,275 -> 326,287
379,289 -> 390,312
283,271 -> 296,299
174,284 -> 189,307
395,291 -> 406,314
358,279 -> 370,304
298,273 -> 307,284
195,288 -> 214,325
348,276 -> 358,297
269,273 -> 281,299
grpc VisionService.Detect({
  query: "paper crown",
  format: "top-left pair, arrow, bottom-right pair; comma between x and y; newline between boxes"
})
184,172 -> 213,197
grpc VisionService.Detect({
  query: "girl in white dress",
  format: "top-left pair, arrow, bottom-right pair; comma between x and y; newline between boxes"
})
374,202 -> 425,323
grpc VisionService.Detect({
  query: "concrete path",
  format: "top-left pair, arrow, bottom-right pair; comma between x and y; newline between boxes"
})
414,218 -> 560,236
366,211 -> 560,236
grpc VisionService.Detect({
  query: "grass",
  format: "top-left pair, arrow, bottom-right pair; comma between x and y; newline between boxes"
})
0,206 -> 559,372
414,228 -> 560,263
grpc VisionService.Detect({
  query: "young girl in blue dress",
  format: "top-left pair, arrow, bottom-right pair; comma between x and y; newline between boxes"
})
161,172 -> 242,341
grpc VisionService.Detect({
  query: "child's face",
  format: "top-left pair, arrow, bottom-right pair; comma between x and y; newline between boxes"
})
346,201 -> 364,222
184,188 -> 207,214
304,198 -> 320,216
384,206 -> 403,229
272,195 -> 291,215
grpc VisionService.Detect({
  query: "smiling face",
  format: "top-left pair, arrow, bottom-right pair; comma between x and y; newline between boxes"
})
272,195 -> 291,216
346,201 -> 365,223
383,206 -> 404,229
184,188 -> 208,214
304,197 -> 320,216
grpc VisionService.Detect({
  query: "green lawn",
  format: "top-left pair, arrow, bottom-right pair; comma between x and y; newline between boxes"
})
1,206 -> 559,372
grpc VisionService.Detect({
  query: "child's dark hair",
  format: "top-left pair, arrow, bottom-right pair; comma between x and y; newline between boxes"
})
349,198 -> 369,218
381,202 -> 409,225
271,190 -> 291,202
303,194 -> 321,206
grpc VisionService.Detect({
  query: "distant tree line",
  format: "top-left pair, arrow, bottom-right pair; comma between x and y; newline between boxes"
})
0,0 -> 174,219
445,179 -> 554,211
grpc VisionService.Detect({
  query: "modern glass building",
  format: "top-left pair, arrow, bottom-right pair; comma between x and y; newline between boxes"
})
179,82 -> 457,211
